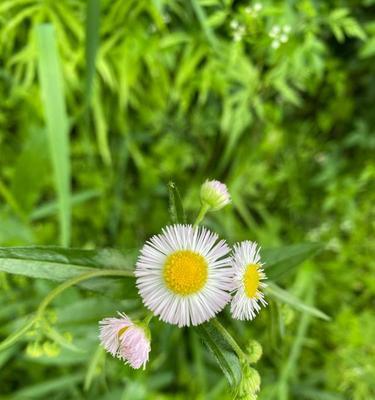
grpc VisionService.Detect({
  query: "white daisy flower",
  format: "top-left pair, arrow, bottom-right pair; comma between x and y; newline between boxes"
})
99,312 -> 151,369
230,241 -> 267,320
135,224 -> 233,327
200,179 -> 231,211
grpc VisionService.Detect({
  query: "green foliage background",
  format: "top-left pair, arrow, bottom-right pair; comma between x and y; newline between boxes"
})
0,0 -> 374,398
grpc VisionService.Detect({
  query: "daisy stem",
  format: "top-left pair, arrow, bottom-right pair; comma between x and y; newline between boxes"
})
143,312 -> 154,326
212,318 -> 247,361
193,203 -> 210,227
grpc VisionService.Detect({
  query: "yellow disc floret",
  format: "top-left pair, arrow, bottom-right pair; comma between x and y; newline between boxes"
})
243,264 -> 261,298
163,250 -> 208,295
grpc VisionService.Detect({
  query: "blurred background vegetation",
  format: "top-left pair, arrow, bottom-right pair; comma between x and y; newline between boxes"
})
0,0 -> 374,399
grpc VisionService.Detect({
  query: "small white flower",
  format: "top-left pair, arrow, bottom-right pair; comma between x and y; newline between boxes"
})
245,6 -> 253,14
269,25 -> 281,38
163,13 -> 171,24
283,24 -> 291,33
135,224 -> 233,327
200,179 -> 231,211
230,19 -> 240,30
99,313 -> 151,369
271,40 -> 280,49
254,3 -> 263,12
233,32 -> 242,42
280,33 -> 288,43
230,241 -> 267,320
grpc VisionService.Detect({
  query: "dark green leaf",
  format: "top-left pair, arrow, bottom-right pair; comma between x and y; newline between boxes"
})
263,243 -> 322,280
0,246 -> 137,297
195,321 -> 242,387
168,181 -> 186,224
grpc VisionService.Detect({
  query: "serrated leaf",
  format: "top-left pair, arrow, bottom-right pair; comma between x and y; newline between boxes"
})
195,321 -> 242,387
265,282 -> 330,321
262,243 -> 322,280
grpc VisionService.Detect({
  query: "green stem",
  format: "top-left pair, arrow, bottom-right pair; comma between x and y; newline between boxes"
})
212,318 -> 246,360
35,269 -> 133,320
193,203 -> 210,227
143,312 -> 153,326
0,269 -> 134,352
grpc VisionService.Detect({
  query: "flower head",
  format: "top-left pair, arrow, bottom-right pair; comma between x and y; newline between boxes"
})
200,179 -> 231,211
135,224 -> 233,327
230,241 -> 267,320
99,313 -> 151,369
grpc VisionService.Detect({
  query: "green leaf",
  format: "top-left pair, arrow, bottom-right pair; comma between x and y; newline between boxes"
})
168,181 -> 186,224
84,345 -> 105,391
85,0 -> 100,102
11,127 -> 49,214
0,246 -> 137,297
262,243 -> 322,280
11,373 -> 84,399
195,321 -> 242,387
30,189 -> 101,221
36,24 -> 71,246
190,0 -> 217,47
265,282 -> 330,321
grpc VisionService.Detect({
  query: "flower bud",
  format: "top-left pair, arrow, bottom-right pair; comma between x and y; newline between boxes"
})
246,340 -> 263,364
26,342 -> 43,358
200,179 -> 231,211
237,362 -> 261,399
99,312 -> 151,369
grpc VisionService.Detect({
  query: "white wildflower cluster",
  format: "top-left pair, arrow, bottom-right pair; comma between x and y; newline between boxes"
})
269,24 -> 291,49
230,19 -> 246,42
245,2 -> 263,16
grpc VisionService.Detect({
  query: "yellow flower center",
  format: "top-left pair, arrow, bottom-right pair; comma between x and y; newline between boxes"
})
243,264 -> 261,298
118,326 -> 129,337
163,250 -> 208,295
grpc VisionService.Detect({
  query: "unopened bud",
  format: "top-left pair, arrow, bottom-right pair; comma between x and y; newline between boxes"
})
200,180 -> 231,211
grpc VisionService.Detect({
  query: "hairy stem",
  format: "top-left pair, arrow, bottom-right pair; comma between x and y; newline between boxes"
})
193,203 -> 210,227
212,318 -> 246,361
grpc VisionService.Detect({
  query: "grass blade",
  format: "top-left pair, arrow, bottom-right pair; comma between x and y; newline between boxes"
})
36,24 -> 71,246
168,181 -> 186,224
85,0 -> 100,102
265,282 -> 330,321
30,189 -> 100,221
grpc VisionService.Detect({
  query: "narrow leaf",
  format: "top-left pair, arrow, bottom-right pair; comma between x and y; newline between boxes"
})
85,0 -> 100,102
84,345 -> 105,391
262,243 -> 322,280
0,246 -> 137,297
168,181 -> 186,224
195,321 -> 242,387
36,24 -> 71,246
30,189 -> 101,221
265,282 -> 330,321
